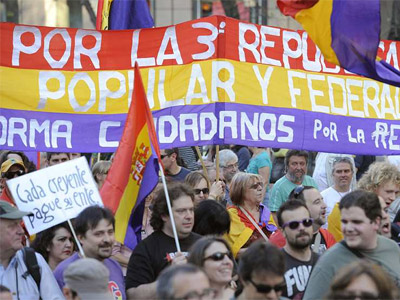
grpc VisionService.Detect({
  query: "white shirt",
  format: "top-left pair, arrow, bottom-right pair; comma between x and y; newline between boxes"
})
313,153 -> 357,191
0,249 -> 64,300
321,186 -> 351,228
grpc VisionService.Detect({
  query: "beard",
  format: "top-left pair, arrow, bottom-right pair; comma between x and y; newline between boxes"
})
287,171 -> 305,184
287,232 -> 312,249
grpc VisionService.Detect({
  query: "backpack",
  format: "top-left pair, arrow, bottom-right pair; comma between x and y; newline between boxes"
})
22,247 -> 41,290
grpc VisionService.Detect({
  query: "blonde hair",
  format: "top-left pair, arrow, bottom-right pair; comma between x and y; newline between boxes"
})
91,160 -> 112,184
229,172 -> 263,205
358,162 -> 400,192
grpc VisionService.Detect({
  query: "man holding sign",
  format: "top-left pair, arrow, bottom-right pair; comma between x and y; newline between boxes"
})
53,205 -> 126,300
0,201 -> 64,300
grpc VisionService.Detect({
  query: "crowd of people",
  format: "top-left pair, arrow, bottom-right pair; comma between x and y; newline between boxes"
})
0,147 -> 399,300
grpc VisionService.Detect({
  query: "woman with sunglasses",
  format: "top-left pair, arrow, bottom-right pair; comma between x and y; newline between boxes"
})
185,172 -> 224,206
235,241 -> 286,300
225,172 -> 277,257
188,236 -> 235,300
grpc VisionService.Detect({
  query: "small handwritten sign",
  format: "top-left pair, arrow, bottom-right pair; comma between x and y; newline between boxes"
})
7,157 -> 103,234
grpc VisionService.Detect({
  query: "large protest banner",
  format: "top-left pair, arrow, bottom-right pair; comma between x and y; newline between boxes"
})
0,16 -> 399,155
6,157 -> 102,234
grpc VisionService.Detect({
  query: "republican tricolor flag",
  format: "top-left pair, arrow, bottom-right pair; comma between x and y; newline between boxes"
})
97,0 -> 154,30
278,0 -> 400,87
100,65 -> 160,250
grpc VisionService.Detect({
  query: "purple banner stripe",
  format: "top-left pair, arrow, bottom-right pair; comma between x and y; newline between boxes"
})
1,105 -> 399,155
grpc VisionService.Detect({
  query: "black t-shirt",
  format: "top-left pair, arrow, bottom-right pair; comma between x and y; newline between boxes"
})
125,230 -> 201,289
282,249 -> 319,300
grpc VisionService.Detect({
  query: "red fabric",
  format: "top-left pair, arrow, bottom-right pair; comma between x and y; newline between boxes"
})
0,189 -> 13,204
277,0 -> 319,18
269,228 -> 337,248
100,65 -> 161,214
96,0 -> 104,30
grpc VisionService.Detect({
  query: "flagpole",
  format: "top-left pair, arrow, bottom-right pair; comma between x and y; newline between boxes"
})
67,219 -> 86,257
158,162 -> 182,253
195,146 -> 210,185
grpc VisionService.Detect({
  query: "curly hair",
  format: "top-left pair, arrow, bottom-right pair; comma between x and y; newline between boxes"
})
150,182 -> 194,231
31,222 -> 74,262
358,162 -> 400,192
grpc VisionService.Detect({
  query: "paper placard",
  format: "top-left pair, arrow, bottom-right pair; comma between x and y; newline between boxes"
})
7,157 -> 103,234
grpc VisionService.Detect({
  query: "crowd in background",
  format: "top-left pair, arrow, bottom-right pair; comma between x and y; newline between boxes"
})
0,147 -> 399,300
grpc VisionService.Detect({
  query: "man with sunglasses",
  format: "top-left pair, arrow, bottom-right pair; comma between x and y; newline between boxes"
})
0,159 -> 26,204
236,241 -> 286,300
276,199 -> 319,299
303,190 -> 400,300
160,148 -> 191,182
270,186 -> 336,255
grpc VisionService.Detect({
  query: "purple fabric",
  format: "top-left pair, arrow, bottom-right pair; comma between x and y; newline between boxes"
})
331,0 -> 400,87
109,0 -> 154,30
259,203 -> 277,232
1,103 -> 399,155
124,151 -> 159,250
53,253 -> 126,299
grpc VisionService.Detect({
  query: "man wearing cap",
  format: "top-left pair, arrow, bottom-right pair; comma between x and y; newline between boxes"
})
63,258 -> 114,300
0,159 -> 26,204
0,200 -> 64,300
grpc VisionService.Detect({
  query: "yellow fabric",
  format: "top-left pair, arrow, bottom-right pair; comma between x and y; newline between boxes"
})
327,202 -> 343,241
295,0 -> 340,65
224,208 -> 253,258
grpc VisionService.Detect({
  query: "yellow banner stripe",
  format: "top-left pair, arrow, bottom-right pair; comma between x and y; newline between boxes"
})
1,59 -> 398,120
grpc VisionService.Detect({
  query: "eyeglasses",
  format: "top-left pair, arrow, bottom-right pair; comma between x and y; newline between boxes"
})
180,288 -> 217,300
203,252 -> 232,262
293,185 -> 305,198
223,162 -> 238,171
248,278 -> 286,294
2,169 -> 25,179
249,182 -> 263,189
194,188 -> 209,195
282,218 -> 313,230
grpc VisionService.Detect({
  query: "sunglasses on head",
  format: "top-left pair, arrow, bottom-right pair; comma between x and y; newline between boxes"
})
282,218 -> 313,230
293,185 -> 305,198
203,251 -> 232,262
3,169 -> 25,179
194,188 -> 209,195
248,278 -> 286,294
